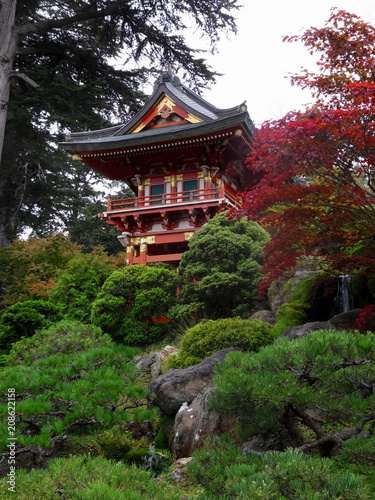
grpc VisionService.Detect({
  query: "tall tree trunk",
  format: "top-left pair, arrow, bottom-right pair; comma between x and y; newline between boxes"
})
0,0 -> 17,166
0,0 -> 17,248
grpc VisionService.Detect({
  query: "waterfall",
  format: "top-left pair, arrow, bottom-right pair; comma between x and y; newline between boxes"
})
334,275 -> 354,314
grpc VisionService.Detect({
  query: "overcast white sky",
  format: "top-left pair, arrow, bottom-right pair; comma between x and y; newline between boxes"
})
200,0 -> 375,126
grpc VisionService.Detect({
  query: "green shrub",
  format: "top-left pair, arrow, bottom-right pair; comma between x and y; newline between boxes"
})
167,317 -> 274,369
0,299 -> 61,350
0,342 -> 158,453
188,434 -> 246,496
334,436 -> 375,490
6,320 -> 113,366
91,265 -> 177,346
177,212 -> 269,319
49,250 -> 118,322
212,330 -> 375,450
121,318 -> 169,347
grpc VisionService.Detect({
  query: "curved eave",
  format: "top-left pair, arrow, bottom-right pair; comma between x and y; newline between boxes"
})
179,82 -> 247,118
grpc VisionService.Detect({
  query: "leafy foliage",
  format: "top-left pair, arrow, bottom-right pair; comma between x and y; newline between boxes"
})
68,198 -> 126,255
284,8 -> 375,99
237,10 -> 375,295
0,300 -> 61,351
0,323 -> 155,455
176,212 -> 269,319
0,235 -> 81,310
212,330 -> 375,457
91,264 -> 177,346
168,318 -> 274,369
354,304 -> 375,332
49,249 -> 122,322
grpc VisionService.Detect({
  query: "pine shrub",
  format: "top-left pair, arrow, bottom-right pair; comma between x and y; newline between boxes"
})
0,455 -> 191,499
188,436 -> 372,499
6,320 -> 112,366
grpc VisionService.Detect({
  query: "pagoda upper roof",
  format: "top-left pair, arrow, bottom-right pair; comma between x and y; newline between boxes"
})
60,71 -> 255,154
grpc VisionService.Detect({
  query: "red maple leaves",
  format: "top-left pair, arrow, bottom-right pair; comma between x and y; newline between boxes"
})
236,10 -> 375,297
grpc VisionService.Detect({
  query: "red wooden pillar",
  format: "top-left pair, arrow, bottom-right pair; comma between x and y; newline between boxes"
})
137,184 -> 145,206
126,245 -> 135,266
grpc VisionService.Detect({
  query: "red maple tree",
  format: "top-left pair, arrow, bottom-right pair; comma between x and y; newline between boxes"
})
236,9 -> 375,296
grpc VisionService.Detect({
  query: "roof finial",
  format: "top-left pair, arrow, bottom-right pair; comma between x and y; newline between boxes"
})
154,63 -> 181,89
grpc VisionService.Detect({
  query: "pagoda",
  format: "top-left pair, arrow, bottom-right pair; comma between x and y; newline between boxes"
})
60,70 -> 256,266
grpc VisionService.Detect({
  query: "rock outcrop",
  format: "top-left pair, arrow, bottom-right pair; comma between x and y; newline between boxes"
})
329,309 -> 367,330
279,321 -> 336,340
148,348 -> 241,458
148,348 -> 240,416
172,387 -> 237,459
136,345 -> 178,380
249,310 -> 276,324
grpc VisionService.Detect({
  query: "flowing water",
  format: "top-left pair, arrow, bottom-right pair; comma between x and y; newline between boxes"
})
333,275 -> 354,314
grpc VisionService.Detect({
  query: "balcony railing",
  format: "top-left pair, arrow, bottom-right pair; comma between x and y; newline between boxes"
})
106,184 -> 240,212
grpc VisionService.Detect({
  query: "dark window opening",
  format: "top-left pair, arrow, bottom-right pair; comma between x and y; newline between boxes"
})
183,180 -> 198,200
150,184 -> 164,205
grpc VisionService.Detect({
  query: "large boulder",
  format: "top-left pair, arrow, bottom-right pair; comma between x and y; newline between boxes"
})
136,345 -> 178,380
172,388 -> 237,459
148,348 -> 240,416
329,309 -> 375,331
279,321 -> 336,340
249,310 -> 276,324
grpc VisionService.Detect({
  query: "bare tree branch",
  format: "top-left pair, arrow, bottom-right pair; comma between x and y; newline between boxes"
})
9,71 -> 40,89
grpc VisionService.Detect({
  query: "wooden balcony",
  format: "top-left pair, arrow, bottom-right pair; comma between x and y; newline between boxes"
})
105,183 -> 240,214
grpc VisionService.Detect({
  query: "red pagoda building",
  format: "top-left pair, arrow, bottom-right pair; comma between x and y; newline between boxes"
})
60,70 -> 256,266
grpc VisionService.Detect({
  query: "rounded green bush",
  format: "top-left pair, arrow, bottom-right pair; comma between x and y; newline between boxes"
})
49,250 -> 117,322
168,318 -> 274,369
91,264 -> 177,347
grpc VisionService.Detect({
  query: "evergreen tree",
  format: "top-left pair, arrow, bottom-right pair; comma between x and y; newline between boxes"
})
0,0 -> 240,246
176,212 -> 269,319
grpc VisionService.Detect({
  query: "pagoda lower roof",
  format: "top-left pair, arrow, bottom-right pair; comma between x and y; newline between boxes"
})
60,112 -> 254,155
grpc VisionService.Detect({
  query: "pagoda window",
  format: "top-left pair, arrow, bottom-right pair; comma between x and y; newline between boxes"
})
150,184 -> 164,205
183,179 -> 198,201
